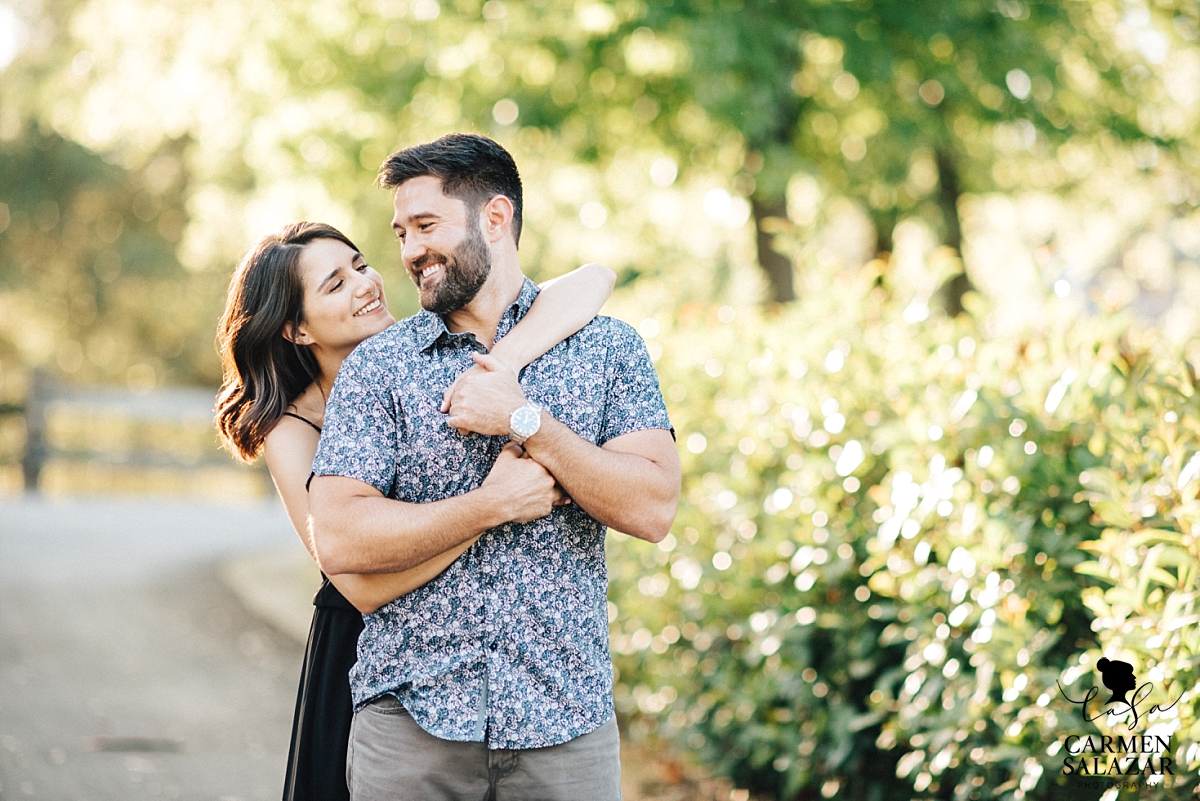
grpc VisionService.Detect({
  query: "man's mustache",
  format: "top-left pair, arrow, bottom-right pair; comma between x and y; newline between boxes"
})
412,252 -> 448,273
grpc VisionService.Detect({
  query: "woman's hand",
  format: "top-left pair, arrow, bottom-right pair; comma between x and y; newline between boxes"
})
441,353 -> 527,436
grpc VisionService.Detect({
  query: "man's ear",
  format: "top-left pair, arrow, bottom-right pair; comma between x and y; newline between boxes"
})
480,195 -> 514,245
282,321 -> 312,346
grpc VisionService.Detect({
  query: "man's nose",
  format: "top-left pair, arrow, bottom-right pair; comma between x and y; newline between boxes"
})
401,232 -> 424,264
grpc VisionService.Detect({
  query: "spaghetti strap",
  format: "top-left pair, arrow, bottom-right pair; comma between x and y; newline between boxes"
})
283,411 -> 322,433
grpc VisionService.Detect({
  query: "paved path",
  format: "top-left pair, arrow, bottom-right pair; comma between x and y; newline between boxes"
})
0,496 -> 315,801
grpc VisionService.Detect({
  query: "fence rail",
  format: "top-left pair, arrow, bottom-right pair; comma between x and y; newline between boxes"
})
13,370 -> 256,493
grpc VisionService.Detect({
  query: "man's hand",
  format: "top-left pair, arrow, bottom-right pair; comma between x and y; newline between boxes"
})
442,353 -> 528,436
480,444 -> 564,523
521,424 -> 680,543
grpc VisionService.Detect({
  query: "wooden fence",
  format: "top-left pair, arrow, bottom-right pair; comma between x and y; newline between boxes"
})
11,370 -> 264,493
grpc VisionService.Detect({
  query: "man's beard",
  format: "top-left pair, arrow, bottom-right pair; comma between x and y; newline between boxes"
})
413,220 -> 491,315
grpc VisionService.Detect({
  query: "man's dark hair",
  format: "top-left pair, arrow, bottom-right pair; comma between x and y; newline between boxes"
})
379,133 -> 523,246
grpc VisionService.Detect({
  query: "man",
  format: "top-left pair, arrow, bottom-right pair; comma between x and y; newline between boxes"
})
308,133 -> 680,800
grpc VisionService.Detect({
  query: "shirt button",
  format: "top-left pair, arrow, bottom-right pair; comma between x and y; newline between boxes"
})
489,642 -> 499,652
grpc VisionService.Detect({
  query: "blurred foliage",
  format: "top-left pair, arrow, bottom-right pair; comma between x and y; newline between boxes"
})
0,125 -> 219,391
1,0 -> 1196,397
608,245 -> 1200,799
640,0 -> 1200,304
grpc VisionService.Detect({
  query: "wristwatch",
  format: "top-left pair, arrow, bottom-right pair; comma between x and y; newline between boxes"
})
508,401 -> 543,445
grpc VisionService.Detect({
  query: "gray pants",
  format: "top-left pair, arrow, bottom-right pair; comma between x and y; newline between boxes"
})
347,695 -> 622,801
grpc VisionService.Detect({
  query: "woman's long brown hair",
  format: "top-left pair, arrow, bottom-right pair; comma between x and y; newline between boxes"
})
215,222 -> 361,461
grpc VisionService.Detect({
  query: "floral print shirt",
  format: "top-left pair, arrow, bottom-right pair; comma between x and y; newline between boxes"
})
311,278 -> 672,749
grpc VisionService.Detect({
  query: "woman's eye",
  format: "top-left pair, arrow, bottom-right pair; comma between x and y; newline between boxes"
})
356,263 -> 368,273
331,280 -> 344,292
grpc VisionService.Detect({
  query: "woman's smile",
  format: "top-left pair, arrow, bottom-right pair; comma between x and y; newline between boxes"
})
354,297 -> 384,317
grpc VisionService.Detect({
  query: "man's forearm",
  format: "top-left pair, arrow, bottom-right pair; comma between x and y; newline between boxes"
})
521,418 -> 680,542
309,478 -> 509,575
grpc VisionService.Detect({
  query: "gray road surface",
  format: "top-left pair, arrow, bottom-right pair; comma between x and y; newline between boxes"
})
0,496 -> 310,800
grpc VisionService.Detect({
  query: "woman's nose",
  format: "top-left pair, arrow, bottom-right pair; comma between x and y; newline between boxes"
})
352,271 -> 376,296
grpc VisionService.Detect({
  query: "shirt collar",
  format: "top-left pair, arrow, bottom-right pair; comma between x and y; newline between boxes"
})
496,277 -> 540,340
415,277 -> 541,352
412,307 -> 448,352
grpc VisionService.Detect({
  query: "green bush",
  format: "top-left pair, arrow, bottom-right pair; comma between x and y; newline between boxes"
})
1069,345 -> 1200,797
608,252 -> 1199,800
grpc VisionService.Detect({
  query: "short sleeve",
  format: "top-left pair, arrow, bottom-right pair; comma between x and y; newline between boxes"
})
597,321 -> 673,446
311,348 -> 398,495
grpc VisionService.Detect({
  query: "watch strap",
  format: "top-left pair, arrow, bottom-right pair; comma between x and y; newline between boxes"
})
508,401 -> 543,444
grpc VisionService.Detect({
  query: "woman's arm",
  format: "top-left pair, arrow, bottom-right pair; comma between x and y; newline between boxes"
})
440,262 -> 615,413
494,262 -> 615,370
263,418 -> 479,614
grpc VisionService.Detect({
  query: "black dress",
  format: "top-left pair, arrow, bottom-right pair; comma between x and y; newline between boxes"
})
280,411 -> 364,801
282,576 -> 364,801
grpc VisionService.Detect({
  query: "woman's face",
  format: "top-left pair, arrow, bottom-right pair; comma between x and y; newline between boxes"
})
292,238 -> 394,356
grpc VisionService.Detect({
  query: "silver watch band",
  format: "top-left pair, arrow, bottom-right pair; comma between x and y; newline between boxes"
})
508,401 -> 543,444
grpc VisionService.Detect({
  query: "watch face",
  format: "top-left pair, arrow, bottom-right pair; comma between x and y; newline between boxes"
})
512,405 -> 540,438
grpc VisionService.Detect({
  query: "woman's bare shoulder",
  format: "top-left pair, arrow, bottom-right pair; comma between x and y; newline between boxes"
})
263,413 -> 321,470
262,383 -> 322,485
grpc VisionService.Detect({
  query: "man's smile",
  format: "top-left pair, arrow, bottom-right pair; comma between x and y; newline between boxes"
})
412,254 -> 446,287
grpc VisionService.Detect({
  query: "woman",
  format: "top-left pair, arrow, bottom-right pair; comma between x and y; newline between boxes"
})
214,221 -> 614,800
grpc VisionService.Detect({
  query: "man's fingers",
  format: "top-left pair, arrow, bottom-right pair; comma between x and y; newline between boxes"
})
440,379 -> 460,413
442,362 -> 489,412
472,352 -> 509,373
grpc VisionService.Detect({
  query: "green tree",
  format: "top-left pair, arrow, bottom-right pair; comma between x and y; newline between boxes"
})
11,0 -> 1194,319
634,0 -> 1198,309
0,123 -> 212,386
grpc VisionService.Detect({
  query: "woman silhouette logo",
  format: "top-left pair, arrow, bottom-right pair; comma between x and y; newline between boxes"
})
1060,655 -> 1181,729
1096,658 -> 1137,705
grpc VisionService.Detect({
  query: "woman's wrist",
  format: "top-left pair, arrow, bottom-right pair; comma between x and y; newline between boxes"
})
487,342 -> 524,374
